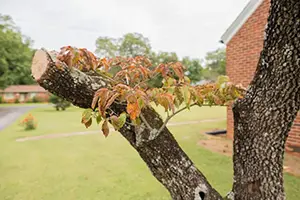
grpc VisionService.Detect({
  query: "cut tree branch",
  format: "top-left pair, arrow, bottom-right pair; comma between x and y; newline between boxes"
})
32,49 -> 222,200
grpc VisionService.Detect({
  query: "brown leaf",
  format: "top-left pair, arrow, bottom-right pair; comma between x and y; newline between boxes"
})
104,92 -> 120,111
91,95 -> 99,110
171,62 -> 184,79
102,120 -> 110,137
84,118 -> 92,128
96,88 -> 110,117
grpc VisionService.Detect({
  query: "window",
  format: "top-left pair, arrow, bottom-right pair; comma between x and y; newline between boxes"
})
4,93 -> 15,99
30,93 -> 37,98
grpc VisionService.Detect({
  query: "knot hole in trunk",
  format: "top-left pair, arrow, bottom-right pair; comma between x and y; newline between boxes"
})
199,191 -> 205,199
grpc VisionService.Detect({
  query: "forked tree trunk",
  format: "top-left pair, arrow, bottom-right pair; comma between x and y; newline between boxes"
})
232,0 -> 300,199
31,0 -> 300,199
31,50 -> 222,200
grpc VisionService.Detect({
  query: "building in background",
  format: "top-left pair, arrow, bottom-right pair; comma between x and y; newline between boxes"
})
0,85 -> 50,103
221,0 -> 300,154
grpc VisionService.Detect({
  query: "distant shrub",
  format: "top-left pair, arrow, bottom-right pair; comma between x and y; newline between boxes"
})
49,94 -> 71,111
26,96 -> 43,103
26,98 -> 33,103
14,98 -> 20,103
0,96 -> 2,103
20,114 -> 37,130
32,96 -> 40,103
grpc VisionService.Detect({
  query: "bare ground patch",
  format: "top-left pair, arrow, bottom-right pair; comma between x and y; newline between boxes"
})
198,132 -> 300,177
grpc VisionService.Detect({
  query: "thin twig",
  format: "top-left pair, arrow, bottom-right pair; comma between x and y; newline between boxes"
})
135,71 -> 161,88
156,103 -> 198,135
124,121 -> 136,126
108,108 -> 118,116
139,113 -> 152,130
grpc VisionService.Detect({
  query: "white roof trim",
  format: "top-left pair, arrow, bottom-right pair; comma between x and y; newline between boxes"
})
221,0 -> 264,44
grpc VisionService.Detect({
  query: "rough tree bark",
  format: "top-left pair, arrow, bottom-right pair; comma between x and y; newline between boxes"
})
32,50 -> 222,200
31,0 -> 300,199
232,0 -> 300,199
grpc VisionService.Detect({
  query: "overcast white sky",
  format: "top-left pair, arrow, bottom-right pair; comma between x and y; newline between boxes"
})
0,0 -> 249,59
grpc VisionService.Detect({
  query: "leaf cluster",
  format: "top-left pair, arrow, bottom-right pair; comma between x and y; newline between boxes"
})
54,46 -> 245,137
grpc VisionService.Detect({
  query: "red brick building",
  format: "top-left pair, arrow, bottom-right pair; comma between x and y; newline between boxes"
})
0,85 -> 50,103
221,0 -> 300,153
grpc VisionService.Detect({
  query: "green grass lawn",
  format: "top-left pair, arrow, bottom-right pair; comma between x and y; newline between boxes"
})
0,106 -> 299,200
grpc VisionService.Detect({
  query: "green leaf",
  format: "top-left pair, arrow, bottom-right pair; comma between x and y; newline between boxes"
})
216,75 -> 229,89
174,97 -> 180,109
167,77 -> 175,86
118,112 -> 127,128
110,116 -> 119,130
167,86 -> 175,94
184,76 -> 190,84
96,114 -> 102,124
181,85 -> 191,108
138,98 -> 144,109
110,112 -> 127,130
132,117 -> 141,126
81,108 -> 93,124
174,87 -> 184,106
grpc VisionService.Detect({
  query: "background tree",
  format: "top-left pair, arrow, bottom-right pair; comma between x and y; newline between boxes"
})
119,33 -> 151,57
0,14 -> 35,89
182,57 -> 203,84
95,34 -> 204,85
95,33 -> 151,58
202,48 -> 226,81
150,51 -> 179,65
95,37 -> 119,58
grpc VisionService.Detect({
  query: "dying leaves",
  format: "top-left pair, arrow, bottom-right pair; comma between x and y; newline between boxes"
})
110,113 -> 127,130
57,46 -> 244,137
102,120 -> 110,137
56,46 -> 99,71
81,108 -> 93,128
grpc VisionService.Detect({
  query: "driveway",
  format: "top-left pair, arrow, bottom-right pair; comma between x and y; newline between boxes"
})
0,105 -> 47,131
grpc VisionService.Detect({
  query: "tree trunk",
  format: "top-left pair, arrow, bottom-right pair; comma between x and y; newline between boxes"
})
32,50 -> 222,200
232,0 -> 300,199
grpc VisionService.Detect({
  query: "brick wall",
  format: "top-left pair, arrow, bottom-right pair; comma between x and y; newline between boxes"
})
226,0 -> 300,153
35,93 -> 50,102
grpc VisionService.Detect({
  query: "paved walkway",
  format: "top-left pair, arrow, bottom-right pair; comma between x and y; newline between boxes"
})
0,105 -> 48,131
16,118 -> 226,142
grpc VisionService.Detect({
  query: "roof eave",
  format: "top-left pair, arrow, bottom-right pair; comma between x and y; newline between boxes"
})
221,0 -> 264,45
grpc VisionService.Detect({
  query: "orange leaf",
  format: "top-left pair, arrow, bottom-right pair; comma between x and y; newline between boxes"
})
138,66 -> 150,78
101,58 -> 110,71
115,84 -> 131,91
155,64 -> 169,78
126,94 -> 137,103
171,62 -> 184,79
127,102 -> 140,120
